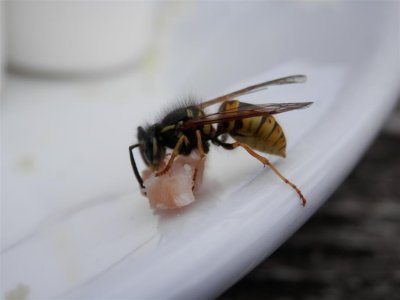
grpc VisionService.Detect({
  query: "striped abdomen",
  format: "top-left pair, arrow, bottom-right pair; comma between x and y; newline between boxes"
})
217,100 -> 286,157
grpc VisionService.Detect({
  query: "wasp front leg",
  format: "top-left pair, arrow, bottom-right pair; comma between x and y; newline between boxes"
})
192,130 -> 207,190
155,135 -> 189,177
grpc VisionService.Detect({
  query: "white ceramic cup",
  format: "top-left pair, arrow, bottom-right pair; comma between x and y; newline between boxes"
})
0,2 -> 4,86
5,1 -> 157,76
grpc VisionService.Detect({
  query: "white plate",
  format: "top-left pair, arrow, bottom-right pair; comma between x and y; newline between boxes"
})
2,2 -> 399,299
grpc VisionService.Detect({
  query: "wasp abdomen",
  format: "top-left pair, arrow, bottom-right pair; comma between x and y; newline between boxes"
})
217,100 -> 286,158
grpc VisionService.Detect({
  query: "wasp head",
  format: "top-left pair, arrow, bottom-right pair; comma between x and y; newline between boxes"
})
137,125 -> 166,169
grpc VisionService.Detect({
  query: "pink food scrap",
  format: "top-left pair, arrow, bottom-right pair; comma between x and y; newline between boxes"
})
142,151 -> 206,210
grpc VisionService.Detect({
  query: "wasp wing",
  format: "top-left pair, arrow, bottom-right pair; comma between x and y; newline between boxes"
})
198,75 -> 307,109
183,102 -> 313,129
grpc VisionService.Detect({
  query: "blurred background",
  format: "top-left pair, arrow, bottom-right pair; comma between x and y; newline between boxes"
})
1,1 -> 399,299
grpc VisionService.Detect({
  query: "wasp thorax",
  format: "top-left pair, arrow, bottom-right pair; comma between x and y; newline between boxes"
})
137,125 -> 166,169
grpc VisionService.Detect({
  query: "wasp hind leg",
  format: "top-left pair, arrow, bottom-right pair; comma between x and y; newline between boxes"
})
214,139 -> 306,206
155,135 -> 189,177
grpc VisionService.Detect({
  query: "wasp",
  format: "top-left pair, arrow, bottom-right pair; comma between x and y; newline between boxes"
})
129,75 -> 312,206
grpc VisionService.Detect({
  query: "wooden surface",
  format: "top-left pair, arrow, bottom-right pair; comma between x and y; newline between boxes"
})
219,133 -> 400,300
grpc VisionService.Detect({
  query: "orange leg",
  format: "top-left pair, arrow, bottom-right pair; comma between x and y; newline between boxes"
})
231,142 -> 306,206
155,135 -> 189,177
192,130 -> 207,190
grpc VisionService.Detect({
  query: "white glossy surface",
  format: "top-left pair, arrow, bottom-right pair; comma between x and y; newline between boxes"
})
2,2 -> 399,299
5,1 -> 157,74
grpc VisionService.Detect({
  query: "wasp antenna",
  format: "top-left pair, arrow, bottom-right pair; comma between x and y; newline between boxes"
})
129,144 -> 145,190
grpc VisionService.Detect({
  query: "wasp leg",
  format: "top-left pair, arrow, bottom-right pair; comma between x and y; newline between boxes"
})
155,135 -> 189,177
192,130 -> 207,190
214,139 -> 306,206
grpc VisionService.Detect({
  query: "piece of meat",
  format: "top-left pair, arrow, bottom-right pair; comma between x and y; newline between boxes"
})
142,151 -> 205,210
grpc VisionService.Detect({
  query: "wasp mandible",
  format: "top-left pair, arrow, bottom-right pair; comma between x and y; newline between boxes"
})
129,75 -> 312,206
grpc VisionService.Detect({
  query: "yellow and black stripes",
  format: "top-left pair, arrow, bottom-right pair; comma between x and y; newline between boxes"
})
216,100 -> 287,157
